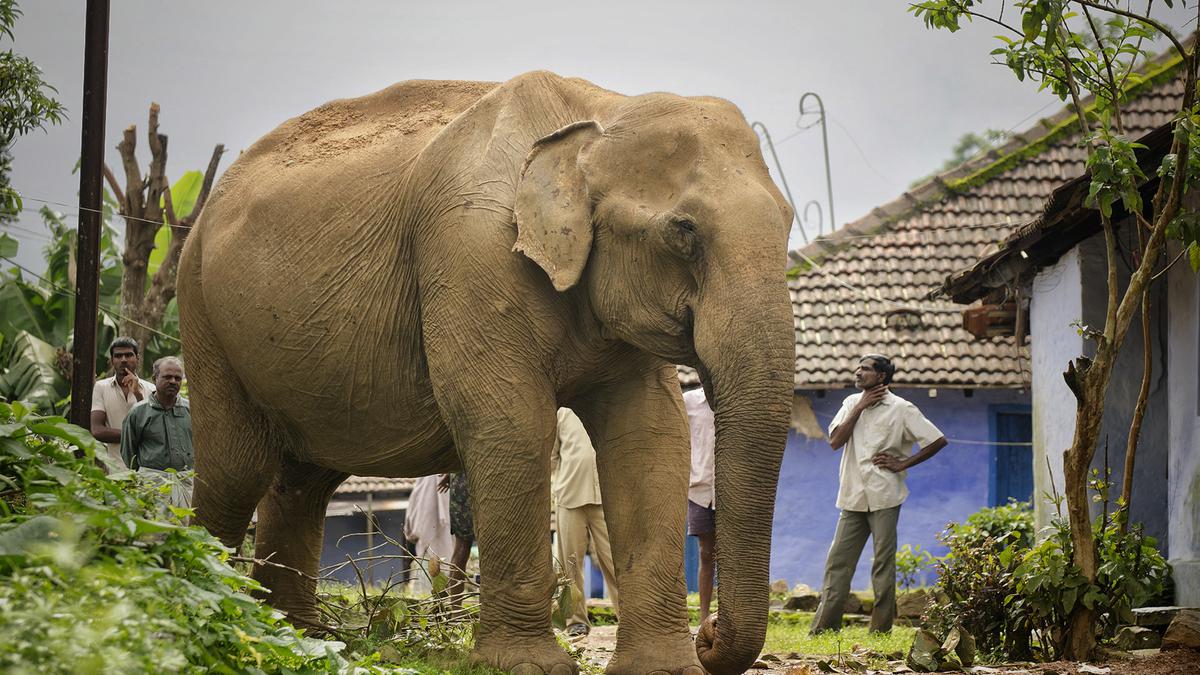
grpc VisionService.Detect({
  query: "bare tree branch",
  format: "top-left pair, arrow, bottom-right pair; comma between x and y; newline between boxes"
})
101,163 -> 124,207
185,143 -> 225,226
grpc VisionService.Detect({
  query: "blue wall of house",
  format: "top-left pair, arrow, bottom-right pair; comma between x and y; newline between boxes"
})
770,386 -> 1031,589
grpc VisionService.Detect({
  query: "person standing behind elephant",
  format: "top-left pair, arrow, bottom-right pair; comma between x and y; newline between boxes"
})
684,386 -> 717,624
551,407 -> 618,638
90,336 -> 155,466
404,473 -> 453,593
437,471 -> 475,609
121,356 -> 194,509
809,354 -> 947,634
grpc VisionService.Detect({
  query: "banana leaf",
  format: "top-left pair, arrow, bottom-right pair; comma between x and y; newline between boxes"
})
0,331 -> 68,414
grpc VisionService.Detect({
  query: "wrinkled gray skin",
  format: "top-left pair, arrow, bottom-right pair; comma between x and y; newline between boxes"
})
178,71 -> 793,675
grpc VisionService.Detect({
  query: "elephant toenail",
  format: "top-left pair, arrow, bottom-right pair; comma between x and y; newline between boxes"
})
511,664 -> 544,675
549,664 -> 576,675
681,667 -> 706,675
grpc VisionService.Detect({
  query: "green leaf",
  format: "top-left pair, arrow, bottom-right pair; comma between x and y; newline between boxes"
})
0,515 -> 65,557
148,171 -> 202,278
29,419 -> 103,456
0,232 -> 18,258
430,571 -> 448,596
1190,242 -> 1200,273
1022,10 -> 1043,42
0,332 -> 69,413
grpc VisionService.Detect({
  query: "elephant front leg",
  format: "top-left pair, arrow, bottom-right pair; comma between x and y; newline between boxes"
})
449,404 -> 577,674
574,365 -> 704,675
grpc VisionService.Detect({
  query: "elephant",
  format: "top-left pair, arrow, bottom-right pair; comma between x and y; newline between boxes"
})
177,71 -> 794,675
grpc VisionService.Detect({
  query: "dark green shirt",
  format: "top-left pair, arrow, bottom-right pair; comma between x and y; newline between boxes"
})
120,395 -> 193,471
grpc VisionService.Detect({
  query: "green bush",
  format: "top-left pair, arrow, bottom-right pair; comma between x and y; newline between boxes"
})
921,493 -> 1169,662
896,544 -> 936,590
0,400 -> 379,674
1008,484 -> 1169,658
950,499 -> 1034,552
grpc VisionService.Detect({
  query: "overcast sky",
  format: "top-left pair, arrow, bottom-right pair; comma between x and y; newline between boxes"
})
5,1 -> 1195,270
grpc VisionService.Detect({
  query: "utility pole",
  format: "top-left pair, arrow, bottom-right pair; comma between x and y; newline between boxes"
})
69,0 -> 111,429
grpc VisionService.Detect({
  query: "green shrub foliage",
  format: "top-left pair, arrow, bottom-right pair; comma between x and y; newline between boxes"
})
923,501 -> 1035,660
895,544 -> 936,590
923,494 -> 1169,661
0,400 -> 378,674
1008,475 -> 1170,658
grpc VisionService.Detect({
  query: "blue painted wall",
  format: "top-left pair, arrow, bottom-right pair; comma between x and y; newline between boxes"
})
770,387 -> 1031,589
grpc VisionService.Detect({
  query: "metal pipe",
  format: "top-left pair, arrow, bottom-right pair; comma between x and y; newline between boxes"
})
798,92 -> 836,235
802,200 -> 824,236
70,0 -> 110,429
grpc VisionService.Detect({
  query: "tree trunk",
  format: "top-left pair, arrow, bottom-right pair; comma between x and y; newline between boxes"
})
1119,224 -> 1154,532
104,104 -> 222,369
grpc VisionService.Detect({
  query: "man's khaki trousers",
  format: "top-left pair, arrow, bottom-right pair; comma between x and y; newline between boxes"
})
555,503 -> 619,627
810,506 -> 900,633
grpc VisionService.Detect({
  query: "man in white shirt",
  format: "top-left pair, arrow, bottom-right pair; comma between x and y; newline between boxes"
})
90,337 -> 155,465
810,354 -> 947,634
684,387 -> 716,624
552,407 -> 618,638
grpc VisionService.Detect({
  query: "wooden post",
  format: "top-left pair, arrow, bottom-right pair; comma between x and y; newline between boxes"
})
69,0 -> 111,428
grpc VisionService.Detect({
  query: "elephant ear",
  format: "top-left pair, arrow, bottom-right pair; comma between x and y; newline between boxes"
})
514,120 -> 603,292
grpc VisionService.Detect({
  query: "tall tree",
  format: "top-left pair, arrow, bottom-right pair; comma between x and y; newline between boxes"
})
912,0 -> 1200,660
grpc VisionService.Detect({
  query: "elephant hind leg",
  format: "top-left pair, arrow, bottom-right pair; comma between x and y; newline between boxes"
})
252,458 -> 347,626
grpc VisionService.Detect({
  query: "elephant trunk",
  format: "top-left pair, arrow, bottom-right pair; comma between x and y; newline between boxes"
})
692,274 -> 793,674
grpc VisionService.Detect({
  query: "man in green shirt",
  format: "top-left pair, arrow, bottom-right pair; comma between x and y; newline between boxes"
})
122,356 -> 193,508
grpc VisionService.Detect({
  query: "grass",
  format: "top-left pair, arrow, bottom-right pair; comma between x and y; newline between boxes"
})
762,612 -> 915,659
311,580 -> 916,673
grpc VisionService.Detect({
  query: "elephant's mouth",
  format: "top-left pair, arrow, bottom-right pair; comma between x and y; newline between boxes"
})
668,305 -> 702,367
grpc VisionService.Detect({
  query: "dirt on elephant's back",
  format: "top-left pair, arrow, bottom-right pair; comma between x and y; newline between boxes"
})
268,79 -> 498,167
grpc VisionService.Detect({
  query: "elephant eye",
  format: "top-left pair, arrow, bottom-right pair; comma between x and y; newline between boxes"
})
664,217 -> 700,260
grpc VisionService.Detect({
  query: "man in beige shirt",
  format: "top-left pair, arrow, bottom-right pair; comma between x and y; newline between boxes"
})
810,354 -> 947,634
90,337 -> 154,465
552,407 -> 618,638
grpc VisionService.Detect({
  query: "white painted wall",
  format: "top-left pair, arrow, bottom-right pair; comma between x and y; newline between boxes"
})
1029,247 -> 1084,531
1166,240 -> 1200,605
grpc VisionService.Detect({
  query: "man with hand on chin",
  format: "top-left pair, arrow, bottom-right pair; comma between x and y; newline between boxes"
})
809,354 -> 947,634
91,337 -> 155,466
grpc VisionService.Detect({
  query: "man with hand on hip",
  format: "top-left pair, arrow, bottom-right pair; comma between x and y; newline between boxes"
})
810,354 -> 947,634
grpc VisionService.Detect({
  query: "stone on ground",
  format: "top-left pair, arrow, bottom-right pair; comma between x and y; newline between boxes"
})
1114,625 -> 1162,650
1162,608 -> 1200,650
1132,605 -> 1184,627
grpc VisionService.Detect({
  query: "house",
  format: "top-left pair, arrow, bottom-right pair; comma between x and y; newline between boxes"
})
758,50 -> 1186,590
937,117 -> 1199,605
320,475 -> 415,585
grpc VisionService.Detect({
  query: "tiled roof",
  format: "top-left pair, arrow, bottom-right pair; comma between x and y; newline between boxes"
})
334,475 -> 416,496
784,55 -> 1185,390
939,121 -> 1175,303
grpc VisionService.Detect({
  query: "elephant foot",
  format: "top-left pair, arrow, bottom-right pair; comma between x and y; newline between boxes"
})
605,628 -> 702,675
472,633 -> 578,674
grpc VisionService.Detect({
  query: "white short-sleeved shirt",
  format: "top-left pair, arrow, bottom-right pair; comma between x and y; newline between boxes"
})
91,375 -> 155,462
684,388 -> 715,509
828,390 -> 943,512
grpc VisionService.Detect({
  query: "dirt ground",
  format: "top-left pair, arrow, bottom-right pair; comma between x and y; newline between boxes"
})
570,626 -> 1200,674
